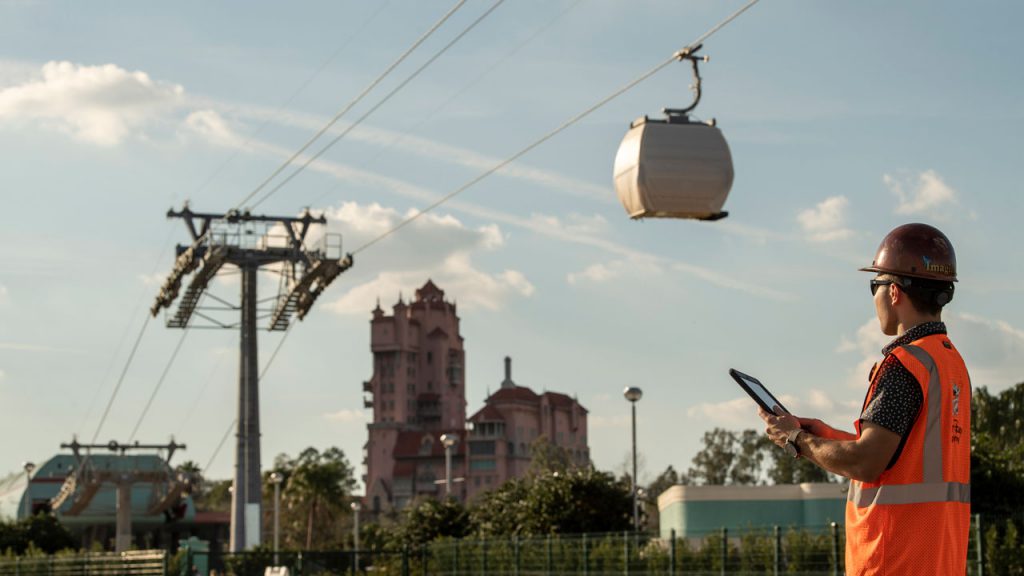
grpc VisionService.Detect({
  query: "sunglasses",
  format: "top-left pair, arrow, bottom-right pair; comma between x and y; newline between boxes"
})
870,279 -> 894,295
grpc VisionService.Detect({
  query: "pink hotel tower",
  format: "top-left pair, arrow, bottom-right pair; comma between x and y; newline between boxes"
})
362,280 -> 590,512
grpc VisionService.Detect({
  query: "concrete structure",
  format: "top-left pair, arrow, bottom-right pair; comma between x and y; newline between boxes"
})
657,483 -> 847,538
362,280 -> 588,513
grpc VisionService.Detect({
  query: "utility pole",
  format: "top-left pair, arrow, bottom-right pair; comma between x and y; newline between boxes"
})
150,204 -> 353,551
50,439 -> 187,552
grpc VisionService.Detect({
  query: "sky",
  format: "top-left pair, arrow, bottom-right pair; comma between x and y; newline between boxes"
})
1,1 -> 1023,490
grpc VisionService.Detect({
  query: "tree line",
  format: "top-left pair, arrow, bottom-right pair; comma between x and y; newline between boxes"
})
5,381 -> 1023,570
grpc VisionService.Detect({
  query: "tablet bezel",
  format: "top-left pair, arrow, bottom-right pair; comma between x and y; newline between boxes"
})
729,368 -> 789,415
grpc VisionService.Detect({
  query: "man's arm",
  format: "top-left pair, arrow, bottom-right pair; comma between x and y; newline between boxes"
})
760,409 -> 901,483
797,417 -> 857,441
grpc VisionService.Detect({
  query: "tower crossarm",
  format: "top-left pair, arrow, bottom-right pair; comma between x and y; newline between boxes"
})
269,254 -> 354,330
168,245 -> 228,328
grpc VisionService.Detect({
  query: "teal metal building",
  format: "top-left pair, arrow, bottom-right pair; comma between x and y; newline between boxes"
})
0,454 -> 226,550
658,483 -> 847,538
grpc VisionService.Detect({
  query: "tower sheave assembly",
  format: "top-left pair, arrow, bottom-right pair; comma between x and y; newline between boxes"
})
151,204 -> 353,551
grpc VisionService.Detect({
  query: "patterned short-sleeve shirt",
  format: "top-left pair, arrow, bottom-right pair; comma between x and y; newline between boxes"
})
860,322 -> 947,468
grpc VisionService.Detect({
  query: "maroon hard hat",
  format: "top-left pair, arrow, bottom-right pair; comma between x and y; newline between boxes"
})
860,223 -> 957,282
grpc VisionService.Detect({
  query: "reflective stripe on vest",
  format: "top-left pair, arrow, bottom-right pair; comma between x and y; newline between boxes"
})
847,344 -> 969,508
848,480 -> 970,507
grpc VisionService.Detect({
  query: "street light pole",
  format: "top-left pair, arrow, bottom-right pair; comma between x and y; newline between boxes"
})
269,472 -> 283,566
351,501 -> 361,573
623,387 -> 643,532
440,434 -> 459,499
22,462 -> 35,520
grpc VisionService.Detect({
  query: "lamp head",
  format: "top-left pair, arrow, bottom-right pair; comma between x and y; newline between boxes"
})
623,386 -> 643,402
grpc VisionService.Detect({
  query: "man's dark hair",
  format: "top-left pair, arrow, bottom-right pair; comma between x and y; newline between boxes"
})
893,276 -> 954,316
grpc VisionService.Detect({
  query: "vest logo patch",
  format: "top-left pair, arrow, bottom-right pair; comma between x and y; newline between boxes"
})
952,383 -> 961,416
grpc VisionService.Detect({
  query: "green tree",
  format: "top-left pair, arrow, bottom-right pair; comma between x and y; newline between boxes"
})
685,428 -> 770,485
389,498 -> 474,547
194,479 -> 232,513
0,515 -> 76,554
972,383 -> 1024,517
472,467 -> 632,536
273,447 -> 357,549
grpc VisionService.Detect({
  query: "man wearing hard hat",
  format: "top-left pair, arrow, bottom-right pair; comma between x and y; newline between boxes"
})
760,223 -> 970,575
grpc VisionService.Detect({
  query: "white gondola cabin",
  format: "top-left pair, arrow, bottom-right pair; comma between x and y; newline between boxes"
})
613,114 -> 734,220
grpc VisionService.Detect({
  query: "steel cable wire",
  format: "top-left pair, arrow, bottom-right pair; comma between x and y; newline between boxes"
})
349,0 -> 761,257
233,0 -> 470,211
249,0 -> 506,211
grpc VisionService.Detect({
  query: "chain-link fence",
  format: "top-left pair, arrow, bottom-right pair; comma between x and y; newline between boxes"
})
0,550 -> 167,576
204,518 -> 993,576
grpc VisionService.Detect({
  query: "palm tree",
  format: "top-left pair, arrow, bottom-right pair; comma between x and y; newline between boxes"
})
279,447 -> 357,549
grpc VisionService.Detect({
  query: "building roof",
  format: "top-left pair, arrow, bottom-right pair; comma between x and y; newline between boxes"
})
488,385 -> 540,404
416,279 -> 445,302
468,404 -> 505,423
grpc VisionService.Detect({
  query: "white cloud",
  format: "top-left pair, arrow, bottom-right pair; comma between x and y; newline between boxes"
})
0,369 -> 5,382
0,284 -> 8,305
0,61 -> 184,146
588,414 -> 631,429
837,317 -> 892,390
797,196 -> 853,242
568,262 -> 622,285
184,109 -> 244,149
324,409 -> 368,423
883,170 -> 959,217
837,312 -> 1024,396
945,313 -> 1024,392
323,201 -> 533,315
687,389 -> 860,431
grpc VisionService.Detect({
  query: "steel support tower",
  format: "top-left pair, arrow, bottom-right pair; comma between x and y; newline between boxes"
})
150,205 -> 353,551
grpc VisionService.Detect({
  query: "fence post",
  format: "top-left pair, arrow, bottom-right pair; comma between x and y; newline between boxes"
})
514,535 -> 520,576
454,538 -> 460,576
14,555 -> 19,576
546,534 -> 552,576
622,530 -> 629,576
482,537 -> 488,575
297,550 -> 304,576
421,545 -> 427,576
669,529 -> 676,576
163,549 -> 169,576
975,513 -> 984,576
720,528 -> 727,576
830,522 -> 840,576
582,534 -> 589,576
773,526 -> 780,576
402,545 -> 409,576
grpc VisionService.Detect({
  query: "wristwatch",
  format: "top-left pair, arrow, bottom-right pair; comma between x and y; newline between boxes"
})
784,428 -> 803,458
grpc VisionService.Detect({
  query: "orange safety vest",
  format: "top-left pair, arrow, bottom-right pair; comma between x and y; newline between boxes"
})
845,333 -> 971,576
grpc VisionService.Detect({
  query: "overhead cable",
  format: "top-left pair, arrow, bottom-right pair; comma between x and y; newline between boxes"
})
90,315 -> 152,443
233,0 -> 470,211
192,2 -> 393,201
350,0 -> 761,256
308,0 -> 583,208
250,0 -> 506,211
127,329 -> 190,443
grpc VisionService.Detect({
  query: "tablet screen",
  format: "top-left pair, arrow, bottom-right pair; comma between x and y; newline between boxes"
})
729,369 -> 788,414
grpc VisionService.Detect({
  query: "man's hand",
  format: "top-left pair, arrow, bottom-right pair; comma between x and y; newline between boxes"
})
758,407 -> 801,449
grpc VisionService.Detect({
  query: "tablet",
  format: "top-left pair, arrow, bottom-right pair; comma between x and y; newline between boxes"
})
729,368 -> 789,415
